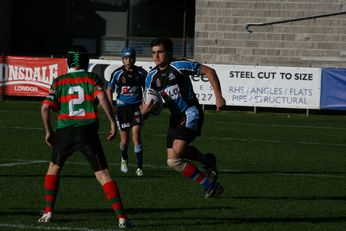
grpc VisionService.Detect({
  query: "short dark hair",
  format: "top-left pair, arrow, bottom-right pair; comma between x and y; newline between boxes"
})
151,38 -> 173,59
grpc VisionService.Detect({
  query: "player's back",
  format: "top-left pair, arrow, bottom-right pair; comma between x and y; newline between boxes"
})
53,70 -> 103,129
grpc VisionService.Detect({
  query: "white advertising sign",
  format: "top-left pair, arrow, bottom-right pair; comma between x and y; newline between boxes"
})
194,64 -> 321,109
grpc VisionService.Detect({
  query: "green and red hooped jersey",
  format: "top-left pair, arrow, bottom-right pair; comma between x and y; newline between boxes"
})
42,71 -> 104,129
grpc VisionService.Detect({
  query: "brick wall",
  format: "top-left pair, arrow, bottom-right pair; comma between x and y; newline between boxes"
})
195,0 -> 346,67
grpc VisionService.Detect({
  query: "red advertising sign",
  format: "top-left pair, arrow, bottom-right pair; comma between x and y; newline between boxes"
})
0,56 -> 5,96
0,56 -> 67,97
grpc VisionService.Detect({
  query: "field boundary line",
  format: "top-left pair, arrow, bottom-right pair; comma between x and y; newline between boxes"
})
0,160 -> 47,167
2,159 -> 346,178
0,223 -> 114,231
214,121 -> 346,130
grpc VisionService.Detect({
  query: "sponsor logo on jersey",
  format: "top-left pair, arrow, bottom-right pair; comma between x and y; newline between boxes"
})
168,73 -> 175,80
163,84 -> 180,100
121,76 -> 126,83
121,86 -> 131,94
155,78 -> 161,88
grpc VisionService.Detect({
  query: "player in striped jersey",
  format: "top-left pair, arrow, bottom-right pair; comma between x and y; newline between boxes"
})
141,38 -> 226,198
106,47 -> 147,176
38,46 -> 132,229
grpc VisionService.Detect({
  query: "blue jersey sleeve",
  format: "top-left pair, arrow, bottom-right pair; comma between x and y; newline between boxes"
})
145,69 -> 158,89
171,60 -> 202,76
138,67 -> 148,89
107,69 -> 123,91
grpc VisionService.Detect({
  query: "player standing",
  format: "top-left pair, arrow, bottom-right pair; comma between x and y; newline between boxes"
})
38,46 -> 132,229
106,47 -> 148,176
141,38 -> 226,198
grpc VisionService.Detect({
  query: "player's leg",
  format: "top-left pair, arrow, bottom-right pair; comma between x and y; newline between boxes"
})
38,162 -> 60,223
38,127 -> 72,223
166,107 -> 223,198
132,124 -> 143,176
167,139 -> 211,189
116,107 -> 132,173
96,169 -> 133,228
95,169 -> 128,219
119,130 -> 129,173
78,123 -> 131,228
167,141 -> 223,198
183,145 -> 219,182
165,109 -> 209,188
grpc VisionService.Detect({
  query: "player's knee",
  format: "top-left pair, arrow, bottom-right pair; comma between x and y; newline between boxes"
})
134,144 -> 143,153
167,158 -> 186,172
95,169 -> 112,185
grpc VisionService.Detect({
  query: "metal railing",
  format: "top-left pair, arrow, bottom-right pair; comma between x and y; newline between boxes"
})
244,10 -> 346,33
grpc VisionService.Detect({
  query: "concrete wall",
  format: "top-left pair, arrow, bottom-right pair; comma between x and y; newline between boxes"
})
0,0 -> 12,55
195,0 -> 346,67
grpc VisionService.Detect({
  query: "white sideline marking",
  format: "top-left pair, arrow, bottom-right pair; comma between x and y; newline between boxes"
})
0,224 -> 114,231
0,126 -> 43,130
0,159 -> 167,169
0,160 -> 47,167
1,159 -> 346,178
215,121 -> 346,130
201,136 -> 346,147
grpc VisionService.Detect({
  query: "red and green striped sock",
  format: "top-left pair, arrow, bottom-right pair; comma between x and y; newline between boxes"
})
102,180 -> 128,220
43,174 -> 59,213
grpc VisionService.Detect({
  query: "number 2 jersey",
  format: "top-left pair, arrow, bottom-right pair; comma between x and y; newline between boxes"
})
42,70 -> 104,129
145,60 -> 201,115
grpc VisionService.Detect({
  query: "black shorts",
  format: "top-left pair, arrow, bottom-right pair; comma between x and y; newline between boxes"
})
166,106 -> 204,148
51,122 -> 108,172
116,104 -> 143,131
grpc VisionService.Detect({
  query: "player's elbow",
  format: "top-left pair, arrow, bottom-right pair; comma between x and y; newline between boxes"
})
201,65 -> 216,77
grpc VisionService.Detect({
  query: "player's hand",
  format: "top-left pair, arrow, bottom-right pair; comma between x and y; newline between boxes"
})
45,131 -> 54,148
107,122 -> 117,140
216,96 -> 226,112
141,100 -> 159,115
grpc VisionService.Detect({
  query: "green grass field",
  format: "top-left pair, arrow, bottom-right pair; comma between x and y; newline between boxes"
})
1,100 -> 346,231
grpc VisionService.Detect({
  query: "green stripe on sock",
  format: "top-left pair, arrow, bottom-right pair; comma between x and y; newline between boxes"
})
110,197 -> 120,205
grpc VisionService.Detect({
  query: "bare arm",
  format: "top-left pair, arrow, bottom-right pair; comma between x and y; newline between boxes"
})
200,65 -> 226,111
41,103 -> 54,147
106,87 -> 113,105
97,91 -> 117,140
106,87 -> 116,113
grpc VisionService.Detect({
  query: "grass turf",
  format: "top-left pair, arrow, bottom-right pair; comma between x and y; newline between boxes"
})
1,99 -> 346,230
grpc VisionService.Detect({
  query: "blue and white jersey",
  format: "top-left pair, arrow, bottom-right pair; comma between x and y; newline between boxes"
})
108,66 -> 147,106
145,60 -> 201,115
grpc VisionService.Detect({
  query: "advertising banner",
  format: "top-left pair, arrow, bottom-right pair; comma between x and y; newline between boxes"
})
320,68 -> 346,110
0,56 -> 67,97
198,64 -> 322,109
0,56 -> 5,96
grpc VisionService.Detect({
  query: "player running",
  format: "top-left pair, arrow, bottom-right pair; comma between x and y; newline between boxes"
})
141,38 -> 226,198
38,46 -> 132,229
106,47 -> 148,176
